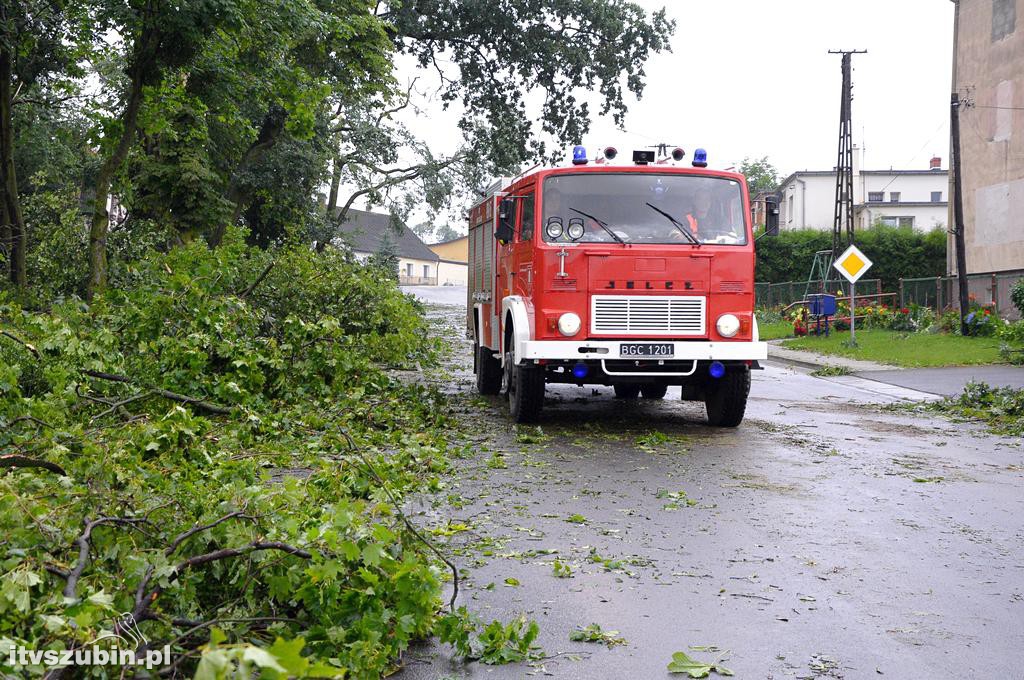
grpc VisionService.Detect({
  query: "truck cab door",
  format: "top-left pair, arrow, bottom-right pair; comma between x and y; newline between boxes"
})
512,191 -> 536,298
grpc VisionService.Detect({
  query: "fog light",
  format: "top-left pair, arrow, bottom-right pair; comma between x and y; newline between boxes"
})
716,314 -> 740,338
709,361 -> 726,379
572,362 -> 589,379
558,312 -> 581,336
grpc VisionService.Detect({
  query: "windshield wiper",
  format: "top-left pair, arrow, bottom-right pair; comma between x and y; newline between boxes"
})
569,207 -> 627,244
645,203 -> 700,246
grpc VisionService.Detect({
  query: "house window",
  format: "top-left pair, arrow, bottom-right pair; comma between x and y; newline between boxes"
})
880,217 -> 898,227
931,191 -> 943,202
423,264 -> 430,278
787,194 -> 793,222
406,263 -> 413,277
993,0 -> 1016,41
889,192 -> 901,203
868,192 -> 884,202
899,217 -> 914,228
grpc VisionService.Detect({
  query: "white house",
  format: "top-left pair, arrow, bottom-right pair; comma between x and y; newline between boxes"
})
777,149 -> 948,232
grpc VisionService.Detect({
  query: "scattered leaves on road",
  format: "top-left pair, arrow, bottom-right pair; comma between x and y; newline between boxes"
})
569,623 -> 626,648
667,650 -> 733,677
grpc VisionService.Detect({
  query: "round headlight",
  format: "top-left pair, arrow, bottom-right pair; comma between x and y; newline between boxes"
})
716,314 -> 740,338
545,221 -> 564,240
557,312 -> 582,337
567,223 -> 585,240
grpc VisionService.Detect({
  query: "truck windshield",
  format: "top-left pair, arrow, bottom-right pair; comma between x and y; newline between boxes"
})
542,173 -> 748,245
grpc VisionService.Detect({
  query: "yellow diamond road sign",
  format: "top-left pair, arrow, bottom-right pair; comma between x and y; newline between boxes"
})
833,244 -> 872,283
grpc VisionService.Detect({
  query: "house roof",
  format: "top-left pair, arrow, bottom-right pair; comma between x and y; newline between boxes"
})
779,168 -> 949,188
333,209 -> 438,261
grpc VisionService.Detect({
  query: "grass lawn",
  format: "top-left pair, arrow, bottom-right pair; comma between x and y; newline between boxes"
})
758,320 -> 794,341
782,329 -> 1005,367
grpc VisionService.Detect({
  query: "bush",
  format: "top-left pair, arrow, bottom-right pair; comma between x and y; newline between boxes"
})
928,381 -> 1024,435
756,225 -> 946,289
998,320 -> 1024,364
1012,278 -> 1024,317
0,237 -> 456,678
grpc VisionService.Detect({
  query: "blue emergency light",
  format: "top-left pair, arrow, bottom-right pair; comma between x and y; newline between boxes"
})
692,148 -> 708,168
572,362 -> 589,379
572,146 -> 588,165
708,361 -> 726,379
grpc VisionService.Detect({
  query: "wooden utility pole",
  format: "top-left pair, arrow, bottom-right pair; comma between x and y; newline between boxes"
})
950,92 -> 970,335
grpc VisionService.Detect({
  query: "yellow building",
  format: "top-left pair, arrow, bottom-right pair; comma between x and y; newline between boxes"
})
429,235 -> 468,262
429,235 -> 468,286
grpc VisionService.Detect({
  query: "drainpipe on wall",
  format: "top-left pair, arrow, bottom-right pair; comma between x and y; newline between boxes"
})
796,179 -> 807,228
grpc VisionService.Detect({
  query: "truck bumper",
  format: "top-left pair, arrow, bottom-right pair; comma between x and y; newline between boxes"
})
518,340 -> 768,362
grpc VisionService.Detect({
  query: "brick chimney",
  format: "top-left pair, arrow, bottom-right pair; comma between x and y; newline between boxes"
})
929,156 -> 942,170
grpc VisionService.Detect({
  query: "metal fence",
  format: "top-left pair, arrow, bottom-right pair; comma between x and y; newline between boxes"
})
899,270 -> 1023,319
755,279 -> 882,309
757,270 -> 1023,320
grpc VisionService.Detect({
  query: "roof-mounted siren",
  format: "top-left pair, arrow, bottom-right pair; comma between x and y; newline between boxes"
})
672,147 -> 686,162
692,148 -> 708,168
603,146 -> 618,161
572,145 -> 589,165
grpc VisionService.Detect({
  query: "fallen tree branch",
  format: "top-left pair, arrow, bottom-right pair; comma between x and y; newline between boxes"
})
133,540 -> 313,623
237,261 -> 275,299
8,414 -> 58,430
0,454 -> 67,476
82,371 -> 231,415
165,510 -> 256,556
64,517 -> 154,599
90,390 -> 154,422
340,430 -> 460,612
0,329 -> 39,358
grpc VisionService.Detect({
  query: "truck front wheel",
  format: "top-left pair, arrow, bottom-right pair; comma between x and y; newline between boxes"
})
614,383 -> 641,399
704,367 -> 751,427
505,350 -> 545,423
640,384 -> 669,399
476,344 -> 502,395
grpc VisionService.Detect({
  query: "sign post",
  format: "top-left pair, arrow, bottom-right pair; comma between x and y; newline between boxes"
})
833,244 -> 873,346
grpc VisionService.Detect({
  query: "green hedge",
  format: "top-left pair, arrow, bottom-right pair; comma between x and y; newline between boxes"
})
756,226 -> 947,290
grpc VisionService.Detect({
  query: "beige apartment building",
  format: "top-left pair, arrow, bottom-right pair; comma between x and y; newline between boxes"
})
950,0 -> 1024,313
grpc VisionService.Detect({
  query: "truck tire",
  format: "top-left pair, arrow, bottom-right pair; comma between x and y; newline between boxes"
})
614,383 -> 641,399
640,384 -> 669,399
505,350 -> 545,423
704,367 -> 751,427
476,344 -> 502,395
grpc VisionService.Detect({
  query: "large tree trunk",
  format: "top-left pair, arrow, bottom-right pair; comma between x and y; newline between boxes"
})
86,38 -> 150,299
0,45 -> 27,288
211,108 -> 286,248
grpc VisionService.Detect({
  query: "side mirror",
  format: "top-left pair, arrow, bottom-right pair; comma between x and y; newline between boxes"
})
495,198 -> 516,244
764,196 -> 780,236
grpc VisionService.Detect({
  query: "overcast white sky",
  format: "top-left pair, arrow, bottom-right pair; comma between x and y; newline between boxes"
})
398,0 -> 954,177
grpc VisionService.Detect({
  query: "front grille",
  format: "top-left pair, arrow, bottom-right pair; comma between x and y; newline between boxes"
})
590,295 -> 706,335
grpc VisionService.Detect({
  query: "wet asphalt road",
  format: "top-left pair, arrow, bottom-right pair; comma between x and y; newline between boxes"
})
398,301 -> 1024,680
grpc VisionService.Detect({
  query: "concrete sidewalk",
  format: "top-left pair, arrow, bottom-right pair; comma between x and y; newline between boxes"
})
767,339 -> 1024,398
766,341 -> 894,372
855,366 -> 1024,397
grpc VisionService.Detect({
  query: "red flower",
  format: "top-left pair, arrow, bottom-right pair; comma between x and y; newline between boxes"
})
901,308 -> 909,314
983,309 -> 991,315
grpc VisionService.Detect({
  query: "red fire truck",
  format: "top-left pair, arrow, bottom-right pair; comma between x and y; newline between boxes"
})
467,146 -> 775,426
